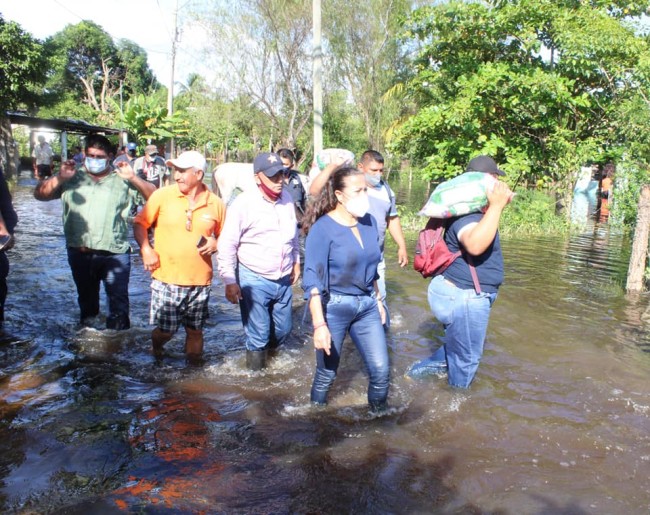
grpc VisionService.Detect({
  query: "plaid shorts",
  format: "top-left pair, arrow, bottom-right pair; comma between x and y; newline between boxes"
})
150,279 -> 211,333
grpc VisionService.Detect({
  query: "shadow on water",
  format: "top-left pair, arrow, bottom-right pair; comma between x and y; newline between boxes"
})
0,175 -> 648,513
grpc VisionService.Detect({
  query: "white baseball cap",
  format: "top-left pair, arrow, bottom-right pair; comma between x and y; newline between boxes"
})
166,151 -> 207,172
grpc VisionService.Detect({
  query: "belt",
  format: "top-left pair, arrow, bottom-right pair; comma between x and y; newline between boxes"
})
70,246 -> 117,256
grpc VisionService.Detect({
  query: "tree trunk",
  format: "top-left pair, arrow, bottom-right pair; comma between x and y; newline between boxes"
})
0,117 -> 18,179
626,184 -> 650,292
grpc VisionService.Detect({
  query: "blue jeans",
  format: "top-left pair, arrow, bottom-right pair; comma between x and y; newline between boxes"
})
416,275 -> 497,388
311,293 -> 390,408
238,264 -> 293,352
67,248 -> 131,330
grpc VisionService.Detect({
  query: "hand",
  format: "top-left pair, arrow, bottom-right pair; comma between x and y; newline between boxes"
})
487,181 -> 513,210
141,246 -> 160,272
397,247 -> 409,267
198,236 -> 218,257
0,232 -> 14,251
290,261 -> 301,285
313,325 -> 332,356
58,160 -> 77,180
377,299 -> 386,325
115,161 -> 135,181
225,283 -> 243,304
331,153 -> 348,168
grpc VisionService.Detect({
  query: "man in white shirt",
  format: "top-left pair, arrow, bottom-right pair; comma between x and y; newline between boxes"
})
32,135 -> 54,179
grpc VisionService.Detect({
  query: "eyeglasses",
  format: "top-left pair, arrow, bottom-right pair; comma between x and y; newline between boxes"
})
186,209 -> 192,231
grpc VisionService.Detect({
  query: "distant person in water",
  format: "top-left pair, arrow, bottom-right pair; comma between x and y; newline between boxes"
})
599,163 -> 615,223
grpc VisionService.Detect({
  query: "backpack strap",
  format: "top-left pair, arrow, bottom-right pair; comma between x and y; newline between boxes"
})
465,254 -> 482,295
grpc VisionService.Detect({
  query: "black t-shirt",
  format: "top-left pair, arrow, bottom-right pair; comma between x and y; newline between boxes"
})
443,212 -> 504,293
283,170 -> 306,215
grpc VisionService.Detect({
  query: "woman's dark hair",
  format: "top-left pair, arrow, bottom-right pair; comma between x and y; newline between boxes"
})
302,166 -> 363,235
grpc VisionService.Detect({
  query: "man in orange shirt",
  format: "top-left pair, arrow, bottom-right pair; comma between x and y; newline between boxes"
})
134,151 -> 226,359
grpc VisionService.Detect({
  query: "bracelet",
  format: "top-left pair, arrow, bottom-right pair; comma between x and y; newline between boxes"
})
310,291 -> 321,297
313,321 -> 328,331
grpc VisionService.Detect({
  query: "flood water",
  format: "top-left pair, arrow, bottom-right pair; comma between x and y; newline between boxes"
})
0,174 -> 649,514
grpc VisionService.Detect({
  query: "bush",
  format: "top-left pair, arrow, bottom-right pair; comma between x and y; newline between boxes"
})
500,189 -> 569,236
399,188 -> 569,236
608,160 -> 650,230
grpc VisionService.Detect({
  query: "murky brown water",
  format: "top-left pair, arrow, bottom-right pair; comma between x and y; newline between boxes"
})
0,175 -> 649,514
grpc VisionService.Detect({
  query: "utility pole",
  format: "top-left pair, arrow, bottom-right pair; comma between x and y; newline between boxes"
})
313,0 -> 323,155
167,0 -> 179,158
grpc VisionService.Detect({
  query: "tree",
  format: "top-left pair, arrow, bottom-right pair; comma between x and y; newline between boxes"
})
195,0 -> 313,150
42,21 -> 159,124
0,15 -> 48,177
0,15 -> 47,112
388,0 -> 650,206
323,0 -> 412,151
121,92 -> 188,147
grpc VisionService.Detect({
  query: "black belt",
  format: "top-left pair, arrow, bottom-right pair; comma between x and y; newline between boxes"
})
70,246 -> 118,256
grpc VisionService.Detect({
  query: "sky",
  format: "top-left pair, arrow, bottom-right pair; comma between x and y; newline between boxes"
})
1,0 -> 212,92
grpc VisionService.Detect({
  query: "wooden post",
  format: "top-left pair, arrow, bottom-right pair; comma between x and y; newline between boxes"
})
0,117 -> 18,179
626,184 -> 650,292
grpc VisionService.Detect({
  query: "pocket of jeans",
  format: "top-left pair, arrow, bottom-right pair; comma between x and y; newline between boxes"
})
428,280 -> 455,325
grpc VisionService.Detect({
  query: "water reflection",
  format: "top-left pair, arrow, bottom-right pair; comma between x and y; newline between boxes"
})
0,176 -> 648,513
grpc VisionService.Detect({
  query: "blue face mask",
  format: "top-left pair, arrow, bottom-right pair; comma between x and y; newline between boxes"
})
365,173 -> 382,188
85,157 -> 108,174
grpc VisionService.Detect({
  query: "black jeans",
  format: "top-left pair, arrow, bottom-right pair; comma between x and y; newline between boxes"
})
66,247 -> 131,330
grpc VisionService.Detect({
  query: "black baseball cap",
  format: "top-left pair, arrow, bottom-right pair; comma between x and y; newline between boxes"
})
466,155 -> 506,176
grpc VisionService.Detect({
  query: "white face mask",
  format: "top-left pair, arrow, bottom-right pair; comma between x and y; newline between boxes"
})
365,173 -> 381,187
85,157 -> 108,174
343,192 -> 370,218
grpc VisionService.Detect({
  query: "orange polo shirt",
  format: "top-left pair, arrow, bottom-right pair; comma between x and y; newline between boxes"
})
134,184 -> 226,286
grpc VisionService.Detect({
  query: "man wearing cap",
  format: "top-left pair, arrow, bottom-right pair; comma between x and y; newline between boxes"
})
217,152 -> 300,370
113,142 -> 138,169
133,144 -> 170,189
34,134 -> 156,330
406,155 -> 513,388
133,150 -> 226,359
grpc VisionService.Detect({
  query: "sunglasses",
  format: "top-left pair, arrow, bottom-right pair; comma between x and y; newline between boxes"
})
186,209 -> 192,231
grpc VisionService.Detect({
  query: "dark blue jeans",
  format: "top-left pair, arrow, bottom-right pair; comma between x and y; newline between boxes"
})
238,264 -> 293,351
311,293 -> 390,408
66,247 -> 131,330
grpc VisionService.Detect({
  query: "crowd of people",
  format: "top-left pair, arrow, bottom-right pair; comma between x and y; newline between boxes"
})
7,135 -> 515,411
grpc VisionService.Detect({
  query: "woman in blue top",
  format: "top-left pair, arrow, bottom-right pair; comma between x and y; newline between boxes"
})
302,166 -> 389,411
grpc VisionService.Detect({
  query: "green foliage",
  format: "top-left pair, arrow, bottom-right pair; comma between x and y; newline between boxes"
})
499,189 -> 570,236
322,90 -> 368,156
323,0 -> 411,150
609,160 -> 650,228
0,15 -> 47,111
41,21 -> 159,123
121,94 -> 188,147
389,0 -> 650,209
398,187 -> 569,237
